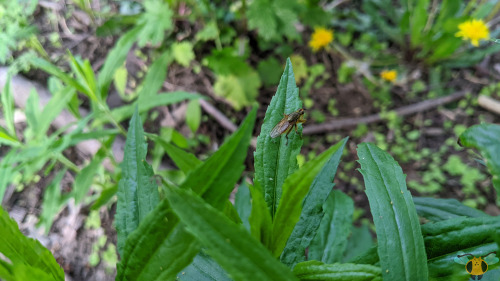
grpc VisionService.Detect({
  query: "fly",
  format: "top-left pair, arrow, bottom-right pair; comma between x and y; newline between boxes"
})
269,108 -> 306,145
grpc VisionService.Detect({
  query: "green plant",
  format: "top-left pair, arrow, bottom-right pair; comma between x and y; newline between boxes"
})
358,0 -> 500,65
109,60 -> 500,281
0,0 -> 40,64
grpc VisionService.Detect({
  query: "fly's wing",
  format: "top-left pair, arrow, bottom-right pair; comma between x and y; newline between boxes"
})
484,256 -> 499,265
454,252 -> 471,265
270,119 -> 290,138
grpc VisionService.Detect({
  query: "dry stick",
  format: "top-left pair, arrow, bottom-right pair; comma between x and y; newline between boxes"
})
478,95 -> 500,115
302,90 -> 468,135
199,99 -> 237,132
199,99 -> 258,148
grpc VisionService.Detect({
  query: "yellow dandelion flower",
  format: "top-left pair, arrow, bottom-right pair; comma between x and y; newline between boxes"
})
455,19 -> 490,47
380,70 -> 397,82
309,27 -> 334,52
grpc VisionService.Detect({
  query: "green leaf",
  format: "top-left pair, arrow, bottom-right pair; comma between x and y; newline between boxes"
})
0,151 -> 18,202
137,0 -> 173,47
409,0 -> 429,47
67,53 -> 98,100
280,139 -> 347,268
24,88 -> 40,140
351,211 -> 500,267
115,107 -> 160,256
73,138 -> 109,203
114,64 -> 128,98
458,124 -> 500,203
247,0 -> 299,41
413,197 -> 488,221
149,135 -> 202,174
1,76 -> 16,138
108,91 -> 203,124
37,170 -> 68,234
116,108 -> 256,281
0,127 -> 19,146
91,184 -> 118,210
37,86 -> 76,139
257,57 -> 283,87
254,58 -> 303,218
172,41 -> 195,67
0,206 -> 64,281
195,20 -> 219,42
186,99 -> 201,133
357,143 -> 428,281
213,72 -> 261,111
422,216 -> 500,259
235,181 -> 252,232
137,50 -> 172,99
178,251 -> 231,281
30,58 -> 89,98
271,139 -> 348,257
293,260 -> 382,281
98,25 -> 141,97
342,224 -> 374,263
165,185 -> 299,281
308,190 -> 354,264
249,182 -> 273,247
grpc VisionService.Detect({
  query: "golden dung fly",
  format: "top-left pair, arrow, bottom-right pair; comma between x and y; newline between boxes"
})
270,108 -> 306,145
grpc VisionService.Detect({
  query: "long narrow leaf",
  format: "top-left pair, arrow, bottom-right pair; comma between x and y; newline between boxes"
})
178,251 -> 232,281
109,91 -> 203,124
357,143 -> 428,280
308,190 -> 354,264
115,107 -> 160,256
350,216 -> 500,265
30,57 -> 89,97
413,197 -> 488,221
272,138 -> 348,257
137,50 -> 172,98
235,181 -> 252,231
149,135 -> 202,174
98,25 -> 141,98
165,186 -> 299,281
281,138 -> 347,268
36,86 -> 76,139
1,76 -> 16,138
249,182 -> 273,247
116,108 -> 256,280
293,260 -> 382,281
254,58 -> 303,218
37,170 -> 68,234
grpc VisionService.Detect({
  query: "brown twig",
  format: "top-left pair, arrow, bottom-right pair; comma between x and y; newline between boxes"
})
303,90 -> 468,135
478,95 -> 500,115
199,99 -> 237,132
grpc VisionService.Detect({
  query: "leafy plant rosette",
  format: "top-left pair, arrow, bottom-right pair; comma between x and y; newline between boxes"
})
1,59 -> 499,281
108,58 -> 500,281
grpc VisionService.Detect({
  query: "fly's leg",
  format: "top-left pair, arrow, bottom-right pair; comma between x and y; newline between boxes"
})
285,129 -> 293,145
294,124 -> 302,139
